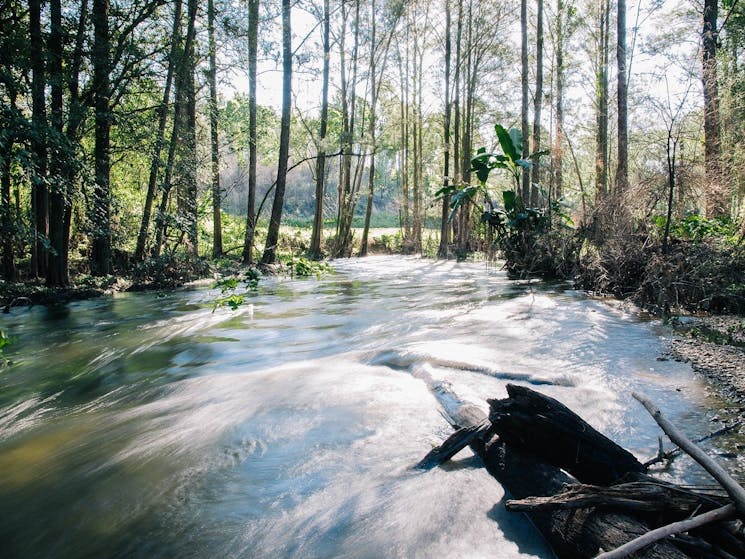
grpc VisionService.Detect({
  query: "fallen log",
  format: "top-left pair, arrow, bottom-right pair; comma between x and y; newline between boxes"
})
505,479 -> 729,516
419,386 -> 690,558
488,384 -> 645,485
417,383 -> 745,558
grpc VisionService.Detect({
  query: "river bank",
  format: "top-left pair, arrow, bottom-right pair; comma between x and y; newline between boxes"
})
665,315 -> 745,404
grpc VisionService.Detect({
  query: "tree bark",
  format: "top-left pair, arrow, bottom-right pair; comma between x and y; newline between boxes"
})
135,0 -> 182,262
309,0 -> 330,260
261,0 -> 292,265
702,0 -> 726,218
595,0 -> 610,207
616,0 -> 628,195
208,0 -> 222,258
531,0 -> 544,200
47,0 -> 68,286
182,0 -> 198,256
359,0 -> 378,257
520,0 -> 530,202
30,0 -> 48,278
554,0 -> 565,201
242,0 -> 259,264
91,0 -> 112,276
438,0 -> 452,258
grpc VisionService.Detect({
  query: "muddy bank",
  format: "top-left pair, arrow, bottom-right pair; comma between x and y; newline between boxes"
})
666,315 -> 745,404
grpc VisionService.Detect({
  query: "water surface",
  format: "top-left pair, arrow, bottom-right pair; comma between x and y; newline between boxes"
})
0,256 -> 740,558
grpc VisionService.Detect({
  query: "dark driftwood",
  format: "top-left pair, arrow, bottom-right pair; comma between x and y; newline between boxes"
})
505,479 -> 728,515
415,419 -> 491,469
423,389 -> 690,558
488,384 -> 645,485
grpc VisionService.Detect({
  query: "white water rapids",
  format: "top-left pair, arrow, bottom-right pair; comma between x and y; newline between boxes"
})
0,255 -> 741,558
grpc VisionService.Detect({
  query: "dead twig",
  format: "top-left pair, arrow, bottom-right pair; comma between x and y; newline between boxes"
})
594,503 -> 737,559
633,392 -> 745,515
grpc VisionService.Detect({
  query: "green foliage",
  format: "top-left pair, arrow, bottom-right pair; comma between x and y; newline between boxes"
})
0,330 -> 11,366
211,268 -> 261,311
286,256 -> 333,278
437,123 -> 573,278
652,214 -> 738,242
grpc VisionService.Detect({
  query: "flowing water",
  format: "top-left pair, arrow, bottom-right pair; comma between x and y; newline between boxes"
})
0,255 -> 742,559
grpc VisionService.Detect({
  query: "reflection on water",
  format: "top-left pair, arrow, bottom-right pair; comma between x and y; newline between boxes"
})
0,256 -> 741,558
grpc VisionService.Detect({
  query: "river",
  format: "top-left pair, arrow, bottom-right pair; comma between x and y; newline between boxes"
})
0,255 -> 742,558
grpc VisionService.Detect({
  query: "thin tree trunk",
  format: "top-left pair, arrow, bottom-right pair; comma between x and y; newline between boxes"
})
261,0 -> 292,265
242,0 -> 259,264
30,0 -> 48,278
91,0 -> 112,276
452,0 -> 462,247
595,0 -> 610,206
309,0 -> 330,260
183,0 -> 198,256
438,0 -> 452,258
208,0 -> 222,258
521,0 -> 530,202
47,0 -> 68,286
531,0 -> 544,200
61,0 -> 89,280
616,0 -> 628,195
135,0 -> 182,262
1,91 -> 15,281
702,0 -> 725,217
554,0 -> 565,201
359,0 -> 377,257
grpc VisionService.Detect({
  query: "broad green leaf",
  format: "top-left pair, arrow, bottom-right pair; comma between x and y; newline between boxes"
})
495,124 -> 519,161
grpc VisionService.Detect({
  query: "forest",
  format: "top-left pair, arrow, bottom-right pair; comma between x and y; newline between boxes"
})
1,0 -> 744,312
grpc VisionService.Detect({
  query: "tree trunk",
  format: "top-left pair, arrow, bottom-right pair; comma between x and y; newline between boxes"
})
520,0 -> 530,202
30,0 -> 48,279
261,0 -> 292,265
242,0 -> 259,264
1,91 -> 15,281
135,0 -> 182,262
452,0 -> 462,248
309,0 -> 330,260
182,0 -> 198,256
438,0 -> 452,259
595,0 -> 610,206
208,0 -> 222,258
616,0 -> 628,195
359,0 -> 377,257
554,0 -> 565,201
531,0 -> 544,201
91,0 -> 112,276
60,0 -> 89,282
47,0 -> 68,286
702,0 -> 726,218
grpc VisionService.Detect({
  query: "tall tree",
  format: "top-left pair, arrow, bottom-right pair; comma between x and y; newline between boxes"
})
594,0 -> 610,206
46,0 -> 67,286
182,0 -> 199,255
30,0 -> 48,278
91,0 -> 112,276
553,0 -> 566,202
135,0 -> 183,262
242,0 -> 260,264
438,0 -> 452,258
616,0 -> 628,195
359,0 -> 378,257
208,0 -> 222,258
531,0 -> 544,199
309,0 -> 330,260
521,0 -> 530,201
261,0 -> 292,265
702,0 -> 726,217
